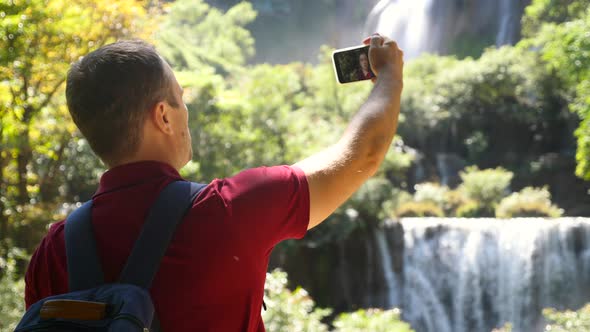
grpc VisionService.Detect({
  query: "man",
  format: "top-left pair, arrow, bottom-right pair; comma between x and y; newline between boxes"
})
24,34 -> 403,331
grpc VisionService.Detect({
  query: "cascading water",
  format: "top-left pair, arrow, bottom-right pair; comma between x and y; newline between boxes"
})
365,0 -> 529,58
374,229 -> 400,308
365,0 -> 434,58
375,218 -> 590,332
496,0 -> 522,46
273,218 -> 590,332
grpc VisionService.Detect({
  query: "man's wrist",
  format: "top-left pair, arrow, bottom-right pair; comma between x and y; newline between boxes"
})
376,71 -> 403,93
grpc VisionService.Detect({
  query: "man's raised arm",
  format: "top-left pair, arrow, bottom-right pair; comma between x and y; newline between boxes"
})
294,34 -> 404,230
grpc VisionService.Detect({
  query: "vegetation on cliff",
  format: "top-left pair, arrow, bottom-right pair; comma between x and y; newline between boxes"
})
1,0 -> 590,330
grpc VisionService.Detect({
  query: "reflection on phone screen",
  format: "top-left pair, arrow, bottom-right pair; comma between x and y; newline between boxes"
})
332,45 -> 375,84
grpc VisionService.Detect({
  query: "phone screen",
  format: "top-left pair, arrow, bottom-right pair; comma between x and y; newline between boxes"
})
332,45 -> 375,84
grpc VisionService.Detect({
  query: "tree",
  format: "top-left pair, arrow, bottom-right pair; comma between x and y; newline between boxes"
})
521,0 -> 590,37
521,6 -> 590,179
156,0 -> 256,75
0,0 -> 153,248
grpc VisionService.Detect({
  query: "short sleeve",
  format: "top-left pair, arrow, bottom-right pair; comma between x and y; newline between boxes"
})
24,221 -> 68,309
24,247 -> 40,309
217,165 -> 309,248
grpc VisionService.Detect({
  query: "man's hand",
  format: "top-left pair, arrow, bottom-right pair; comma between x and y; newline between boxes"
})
363,33 -> 404,85
295,33 -> 404,230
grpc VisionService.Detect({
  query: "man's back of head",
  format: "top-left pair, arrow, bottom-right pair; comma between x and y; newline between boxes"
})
66,40 -> 183,167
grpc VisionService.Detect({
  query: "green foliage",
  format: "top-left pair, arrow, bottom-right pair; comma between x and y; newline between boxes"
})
400,46 -> 571,171
526,9 -> 590,180
395,201 -> 444,218
303,177 -> 406,247
263,269 -> 415,332
0,0 -> 153,250
0,247 -> 27,331
347,177 -> 397,222
521,0 -> 590,37
262,269 -> 331,332
156,0 -> 256,74
458,166 -> 513,216
495,186 -> 563,218
379,137 -> 415,179
332,308 -> 414,332
520,1 -> 590,180
442,189 -> 472,216
455,201 -> 485,218
413,182 -> 448,207
543,304 -> 590,332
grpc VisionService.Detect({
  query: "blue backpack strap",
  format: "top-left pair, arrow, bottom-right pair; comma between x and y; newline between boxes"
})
65,200 -> 105,291
118,181 -> 207,288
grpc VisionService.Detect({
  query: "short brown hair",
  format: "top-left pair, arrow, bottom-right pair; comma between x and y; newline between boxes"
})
66,40 -> 178,165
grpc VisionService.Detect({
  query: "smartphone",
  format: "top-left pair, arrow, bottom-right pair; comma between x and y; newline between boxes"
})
332,45 -> 375,84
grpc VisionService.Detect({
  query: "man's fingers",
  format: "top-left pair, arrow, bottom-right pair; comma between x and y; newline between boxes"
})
364,33 -> 394,48
384,39 -> 397,46
370,34 -> 383,48
381,36 -> 394,45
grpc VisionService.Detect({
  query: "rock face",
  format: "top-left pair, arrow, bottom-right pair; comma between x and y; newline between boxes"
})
365,0 -> 531,58
272,218 -> 590,332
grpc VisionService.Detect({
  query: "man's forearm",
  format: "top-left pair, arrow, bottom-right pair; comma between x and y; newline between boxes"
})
294,35 -> 404,229
337,72 -> 403,174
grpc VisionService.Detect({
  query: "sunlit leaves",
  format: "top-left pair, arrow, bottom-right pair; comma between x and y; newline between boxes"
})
0,0 -> 153,252
521,6 -> 590,179
156,0 -> 256,74
262,269 -> 331,332
521,0 -> 590,37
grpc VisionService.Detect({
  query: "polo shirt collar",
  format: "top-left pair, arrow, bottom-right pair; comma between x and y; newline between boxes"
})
94,160 -> 182,197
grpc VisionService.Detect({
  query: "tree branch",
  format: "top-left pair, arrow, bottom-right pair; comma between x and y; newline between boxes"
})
37,77 -> 66,112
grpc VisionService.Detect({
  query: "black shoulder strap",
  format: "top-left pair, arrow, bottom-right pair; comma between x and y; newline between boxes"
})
65,181 -> 207,292
118,181 -> 207,288
65,200 -> 104,291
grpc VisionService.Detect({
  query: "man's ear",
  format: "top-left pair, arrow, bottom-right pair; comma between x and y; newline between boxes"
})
150,102 -> 173,135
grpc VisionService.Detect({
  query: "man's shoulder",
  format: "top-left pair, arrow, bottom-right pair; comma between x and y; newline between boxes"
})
218,165 -> 305,185
210,165 -> 306,202
30,219 -> 66,264
46,219 -> 66,246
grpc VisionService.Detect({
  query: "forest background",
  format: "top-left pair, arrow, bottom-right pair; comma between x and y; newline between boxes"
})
1,0 -> 590,330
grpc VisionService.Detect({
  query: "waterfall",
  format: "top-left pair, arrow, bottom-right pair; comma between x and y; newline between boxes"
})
496,0 -> 521,46
275,217 -> 590,332
365,0 -> 529,58
378,218 -> 590,332
366,0 -> 434,58
374,229 -> 399,308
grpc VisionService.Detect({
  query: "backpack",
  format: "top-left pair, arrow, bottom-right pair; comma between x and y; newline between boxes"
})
15,180 -> 207,332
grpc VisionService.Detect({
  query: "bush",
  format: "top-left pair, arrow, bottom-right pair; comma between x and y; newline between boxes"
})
347,178 -> 397,221
413,182 -> 448,207
455,201 -> 491,218
543,303 -> 590,331
395,201 -> 444,218
333,308 -> 414,332
262,269 -> 331,332
458,166 -> 513,216
0,248 -> 27,332
495,187 -> 563,218
443,190 -> 472,216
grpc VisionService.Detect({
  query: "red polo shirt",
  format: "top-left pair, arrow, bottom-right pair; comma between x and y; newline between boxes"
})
24,161 -> 310,331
